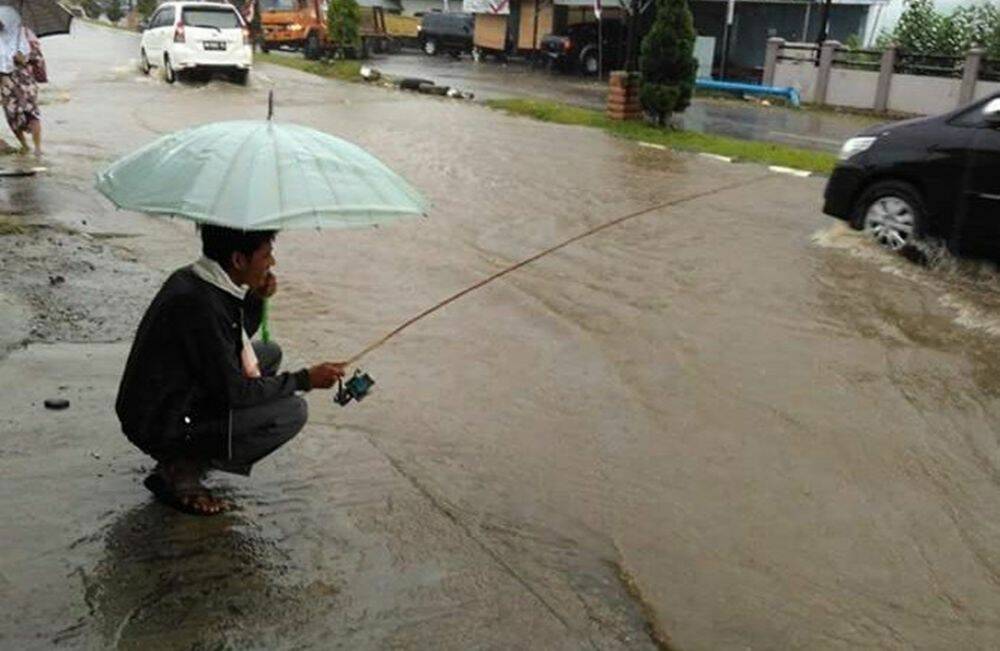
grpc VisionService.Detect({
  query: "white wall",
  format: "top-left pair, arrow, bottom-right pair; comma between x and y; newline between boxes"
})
974,80 -> 1000,102
887,74 -> 961,115
774,61 -> 819,103
826,68 -> 880,110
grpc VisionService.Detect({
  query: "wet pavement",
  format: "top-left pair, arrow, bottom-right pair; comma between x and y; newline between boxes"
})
369,51 -> 881,153
4,21 -> 1000,650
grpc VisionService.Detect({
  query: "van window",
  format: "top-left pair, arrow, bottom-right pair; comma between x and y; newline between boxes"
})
182,7 -> 243,29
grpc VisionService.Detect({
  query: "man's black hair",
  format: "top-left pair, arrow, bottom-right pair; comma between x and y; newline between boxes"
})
200,225 -> 277,269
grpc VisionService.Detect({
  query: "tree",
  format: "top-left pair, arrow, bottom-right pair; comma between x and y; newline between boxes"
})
892,0 -> 946,53
106,0 -> 124,23
326,0 -> 361,57
81,0 -> 102,19
638,0 -> 697,126
136,0 -> 156,20
877,0 -> 1000,57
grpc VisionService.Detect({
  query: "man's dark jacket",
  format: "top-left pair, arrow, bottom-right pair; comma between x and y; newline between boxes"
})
116,266 -> 310,460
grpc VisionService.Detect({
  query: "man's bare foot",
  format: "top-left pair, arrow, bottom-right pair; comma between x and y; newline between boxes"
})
147,460 -> 230,515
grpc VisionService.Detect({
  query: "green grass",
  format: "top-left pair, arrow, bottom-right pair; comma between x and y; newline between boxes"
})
256,53 -> 363,82
485,98 -> 839,175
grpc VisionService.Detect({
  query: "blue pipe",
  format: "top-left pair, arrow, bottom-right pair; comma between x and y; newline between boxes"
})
696,78 -> 801,108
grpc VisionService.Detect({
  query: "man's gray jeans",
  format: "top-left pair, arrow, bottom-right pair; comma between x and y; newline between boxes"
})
207,340 -> 308,476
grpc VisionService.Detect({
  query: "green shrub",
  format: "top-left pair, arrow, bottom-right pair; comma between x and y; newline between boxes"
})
326,0 -> 361,56
639,0 -> 697,125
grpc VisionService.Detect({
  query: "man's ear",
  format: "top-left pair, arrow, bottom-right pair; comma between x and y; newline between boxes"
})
231,251 -> 248,273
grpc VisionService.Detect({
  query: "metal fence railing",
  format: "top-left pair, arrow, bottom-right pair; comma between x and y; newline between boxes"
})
894,53 -> 965,78
981,58 -> 1000,83
776,43 -> 818,64
832,47 -> 882,72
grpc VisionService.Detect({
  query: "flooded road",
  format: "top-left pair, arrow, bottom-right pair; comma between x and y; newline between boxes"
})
3,22 -> 1000,650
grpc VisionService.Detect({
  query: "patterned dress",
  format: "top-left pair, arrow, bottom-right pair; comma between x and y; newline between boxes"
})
0,31 -> 40,134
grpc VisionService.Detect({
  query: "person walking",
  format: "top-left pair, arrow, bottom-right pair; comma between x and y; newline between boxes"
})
0,6 -> 43,157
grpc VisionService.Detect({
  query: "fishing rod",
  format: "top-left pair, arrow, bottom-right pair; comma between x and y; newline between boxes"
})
333,175 -> 765,405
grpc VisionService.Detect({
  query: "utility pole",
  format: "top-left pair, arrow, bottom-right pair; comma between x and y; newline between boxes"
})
816,0 -> 833,45
719,0 -> 735,79
625,0 -> 639,71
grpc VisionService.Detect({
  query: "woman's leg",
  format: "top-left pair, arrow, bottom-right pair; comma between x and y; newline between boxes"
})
13,129 -> 28,154
27,119 -> 39,156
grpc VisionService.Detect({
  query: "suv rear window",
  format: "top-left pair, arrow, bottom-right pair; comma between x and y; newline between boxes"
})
182,7 -> 243,29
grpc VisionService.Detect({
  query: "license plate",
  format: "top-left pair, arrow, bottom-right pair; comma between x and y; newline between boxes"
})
203,41 -> 227,51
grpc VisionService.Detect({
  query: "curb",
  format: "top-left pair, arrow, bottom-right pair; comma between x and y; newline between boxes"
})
768,165 -> 812,178
698,152 -> 735,163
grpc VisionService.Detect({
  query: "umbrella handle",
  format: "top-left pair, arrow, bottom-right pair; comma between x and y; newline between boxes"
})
260,299 -> 271,344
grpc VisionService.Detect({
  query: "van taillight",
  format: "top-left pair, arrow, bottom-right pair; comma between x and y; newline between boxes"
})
173,22 -> 185,43
243,27 -> 251,45
563,38 -> 572,52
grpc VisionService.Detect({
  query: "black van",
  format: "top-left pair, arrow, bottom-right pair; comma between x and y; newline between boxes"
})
824,93 -> 1000,258
418,12 -> 474,57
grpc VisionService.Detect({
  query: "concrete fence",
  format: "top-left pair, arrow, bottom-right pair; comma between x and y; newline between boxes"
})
763,38 -> 1000,116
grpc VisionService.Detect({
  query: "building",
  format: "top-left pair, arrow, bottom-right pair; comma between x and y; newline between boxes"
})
691,0 -> 885,78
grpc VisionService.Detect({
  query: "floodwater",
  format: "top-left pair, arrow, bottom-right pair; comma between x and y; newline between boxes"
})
4,22 -> 1000,650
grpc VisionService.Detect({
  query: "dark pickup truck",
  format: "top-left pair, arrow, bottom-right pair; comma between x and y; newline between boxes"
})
540,20 -> 625,75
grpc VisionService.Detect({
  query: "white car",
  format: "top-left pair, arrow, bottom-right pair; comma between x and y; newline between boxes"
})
140,1 -> 252,84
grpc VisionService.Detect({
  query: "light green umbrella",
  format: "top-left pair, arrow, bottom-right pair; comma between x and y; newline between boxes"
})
95,112 -> 427,341
95,119 -> 427,230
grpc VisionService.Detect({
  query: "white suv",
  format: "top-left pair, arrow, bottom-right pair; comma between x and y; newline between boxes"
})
140,1 -> 252,84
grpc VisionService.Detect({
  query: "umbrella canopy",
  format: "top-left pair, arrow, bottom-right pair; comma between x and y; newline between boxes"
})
95,120 -> 427,230
1,0 -> 72,37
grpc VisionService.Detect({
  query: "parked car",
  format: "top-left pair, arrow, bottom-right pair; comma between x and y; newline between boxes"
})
824,93 -> 1000,258
417,12 -> 473,57
139,1 -> 252,85
540,20 -> 625,76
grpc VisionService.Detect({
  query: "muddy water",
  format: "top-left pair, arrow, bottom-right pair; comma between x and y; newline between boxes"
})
4,22 -> 1000,650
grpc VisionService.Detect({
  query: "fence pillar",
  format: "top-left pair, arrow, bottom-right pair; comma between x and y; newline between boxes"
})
874,46 -> 897,113
815,40 -> 840,106
959,48 -> 984,107
762,37 -> 784,87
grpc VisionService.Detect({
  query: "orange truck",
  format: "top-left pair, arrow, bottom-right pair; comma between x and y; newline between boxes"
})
259,0 -> 390,59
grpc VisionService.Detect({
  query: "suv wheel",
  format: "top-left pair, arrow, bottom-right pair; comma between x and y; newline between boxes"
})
304,32 -> 321,60
231,68 -> 249,85
423,38 -> 437,56
140,48 -> 151,75
163,54 -> 176,83
855,180 -> 926,252
581,49 -> 599,76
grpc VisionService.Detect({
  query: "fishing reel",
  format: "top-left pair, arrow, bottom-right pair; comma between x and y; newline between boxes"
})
334,369 -> 375,406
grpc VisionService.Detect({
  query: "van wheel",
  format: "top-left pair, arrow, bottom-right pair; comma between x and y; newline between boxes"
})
423,38 -> 437,56
304,32 -> 321,60
231,68 -> 249,85
163,54 -> 176,83
855,180 -> 926,252
140,48 -> 151,74
581,49 -> 599,76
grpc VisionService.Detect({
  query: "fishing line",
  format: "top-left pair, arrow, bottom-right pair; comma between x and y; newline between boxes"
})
346,175 -> 765,365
